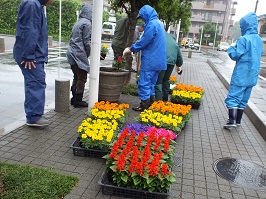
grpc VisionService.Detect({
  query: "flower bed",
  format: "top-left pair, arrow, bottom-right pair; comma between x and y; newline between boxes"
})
171,83 -> 204,109
136,101 -> 192,134
102,129 -> 176,195
121,123 -> 177,140
71,101 -> 129,157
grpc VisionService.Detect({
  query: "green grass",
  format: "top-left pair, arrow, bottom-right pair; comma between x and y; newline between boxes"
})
0,162 -> 79,199
122,83 -> 139,96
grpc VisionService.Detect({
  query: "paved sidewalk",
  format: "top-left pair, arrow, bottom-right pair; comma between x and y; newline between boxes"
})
0,50 -> 266,199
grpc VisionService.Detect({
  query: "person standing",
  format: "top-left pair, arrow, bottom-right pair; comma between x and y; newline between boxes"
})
13,0 -> 54,127
123,5 -> 166,111
155,32 -> 183,101
66,4 -> 92,108
111,17 -> 129,63
224,12 -> 264,129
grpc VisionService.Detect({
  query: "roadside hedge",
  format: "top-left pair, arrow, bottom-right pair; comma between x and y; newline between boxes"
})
0,0 -> 82,40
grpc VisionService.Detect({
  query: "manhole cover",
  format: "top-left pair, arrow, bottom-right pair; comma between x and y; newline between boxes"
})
173,157 -> 182,168
213,157 -> 266,190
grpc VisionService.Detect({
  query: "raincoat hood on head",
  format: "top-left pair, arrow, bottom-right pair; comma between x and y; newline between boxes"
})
38,0 -> 49,5
240,12 -> 258,36
79,4 -> 92,22
138,5 -> 158,23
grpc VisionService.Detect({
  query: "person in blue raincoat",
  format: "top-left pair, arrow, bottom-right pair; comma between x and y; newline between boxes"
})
224,12 -> 264,129
66,4 -> 92,108
123,5 -> 166,111
13,0 -> 54,127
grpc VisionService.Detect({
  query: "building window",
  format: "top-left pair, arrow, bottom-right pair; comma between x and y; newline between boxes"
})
207,0 -> 214,5
204,12 -> 212,21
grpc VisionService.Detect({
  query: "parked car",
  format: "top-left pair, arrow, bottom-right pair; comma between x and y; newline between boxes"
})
101,22 -> 116,40
191,43 -> 200,50
217,42 -> 230,51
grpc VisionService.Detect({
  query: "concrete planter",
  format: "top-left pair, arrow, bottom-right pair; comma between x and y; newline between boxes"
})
99,67 -> 130,102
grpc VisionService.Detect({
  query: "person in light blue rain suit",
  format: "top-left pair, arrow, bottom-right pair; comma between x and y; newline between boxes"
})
224,12 -> 264,129
13,0 -> 54,127
124,5 -> 166,111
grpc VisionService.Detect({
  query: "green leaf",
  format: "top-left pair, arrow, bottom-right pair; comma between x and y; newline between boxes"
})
121,174 -> 128,183
147,177 -> 153,185
133,177 -> 141,186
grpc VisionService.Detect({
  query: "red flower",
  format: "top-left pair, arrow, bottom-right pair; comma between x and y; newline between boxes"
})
117,56 -> 122,63
161,164 -> 170,177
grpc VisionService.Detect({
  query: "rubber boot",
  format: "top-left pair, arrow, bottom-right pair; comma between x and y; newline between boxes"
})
74,93 -> 88,108
223,108 -> 237,129
132,99 -> 150,111
236,109 -> 244,126
70,86 -> 76,106
150,95 -> 155,106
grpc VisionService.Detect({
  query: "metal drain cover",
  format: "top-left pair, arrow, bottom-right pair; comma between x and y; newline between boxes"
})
173,157 -> 182,168
213,157 -> 266,190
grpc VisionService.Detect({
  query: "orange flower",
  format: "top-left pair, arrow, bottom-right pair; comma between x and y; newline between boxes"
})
173,83 -> 204,94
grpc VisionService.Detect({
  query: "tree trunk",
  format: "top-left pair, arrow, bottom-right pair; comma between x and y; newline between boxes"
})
0,165 -> 6,197
124,0 -> 142,84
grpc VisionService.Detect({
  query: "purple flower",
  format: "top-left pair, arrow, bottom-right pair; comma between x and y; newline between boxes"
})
121,123 -> 151,135
121,123 -> 177,140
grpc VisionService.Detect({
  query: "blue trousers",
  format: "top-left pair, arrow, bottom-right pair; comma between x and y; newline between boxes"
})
138,70 -> 160,101
19,62 -> 46,123
225,84 -> 252,109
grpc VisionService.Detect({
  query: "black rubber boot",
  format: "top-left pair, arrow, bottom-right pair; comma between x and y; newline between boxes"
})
74,93 -> 88,108
150,95 -> 155,106
236,109 -> 244,126
132,99 -> 150,111
223,108 -> 237,129
70,86 -> 76,106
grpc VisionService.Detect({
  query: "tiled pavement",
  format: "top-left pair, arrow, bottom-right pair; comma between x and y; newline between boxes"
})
0,51 -> 266,199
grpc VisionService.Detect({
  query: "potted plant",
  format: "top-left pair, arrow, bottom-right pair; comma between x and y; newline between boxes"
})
136,101 -> 192,134
169,75 -> 177,90
99,56 -> 130,102
71,101 -> 129,158
170,83 -> 204,109
99,129 -> 176,198
100,44 -> 109,60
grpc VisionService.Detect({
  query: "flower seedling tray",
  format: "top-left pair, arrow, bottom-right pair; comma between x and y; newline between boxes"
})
98,171 -> 170,199
170,99 -> 201,110
70,137 -> 109,158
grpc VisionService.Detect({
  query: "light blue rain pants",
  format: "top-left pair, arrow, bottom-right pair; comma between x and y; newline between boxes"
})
138,70 -> 160,101
225,84 -> 253,109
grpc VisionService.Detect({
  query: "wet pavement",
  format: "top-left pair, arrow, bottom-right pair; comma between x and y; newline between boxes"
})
0,35 -> 266,199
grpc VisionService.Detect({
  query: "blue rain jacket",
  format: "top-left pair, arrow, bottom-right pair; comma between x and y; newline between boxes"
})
13,0 -> 48,64
66,4 -> 92,73
227,12 -> 264,87
130,5 -> 166,71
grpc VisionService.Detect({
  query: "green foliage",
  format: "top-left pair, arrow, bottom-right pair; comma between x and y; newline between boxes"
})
121,83 -> 139,96
199,22 -> 219,45
0,0 -> 21,35
0,0 -> 83,40
114,13 -> 127,21
154,0 -> 193,33
108,0 -> 194,45
0,162 -> 79,199
46,0 -> 82,40
103,10 -> 110,23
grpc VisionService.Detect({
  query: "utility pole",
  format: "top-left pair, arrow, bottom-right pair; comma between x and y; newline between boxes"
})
255,0 -> 259,13
213,20 -> 218,51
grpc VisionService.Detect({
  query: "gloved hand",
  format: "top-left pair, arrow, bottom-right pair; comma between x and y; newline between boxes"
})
123,47 -> 131,56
